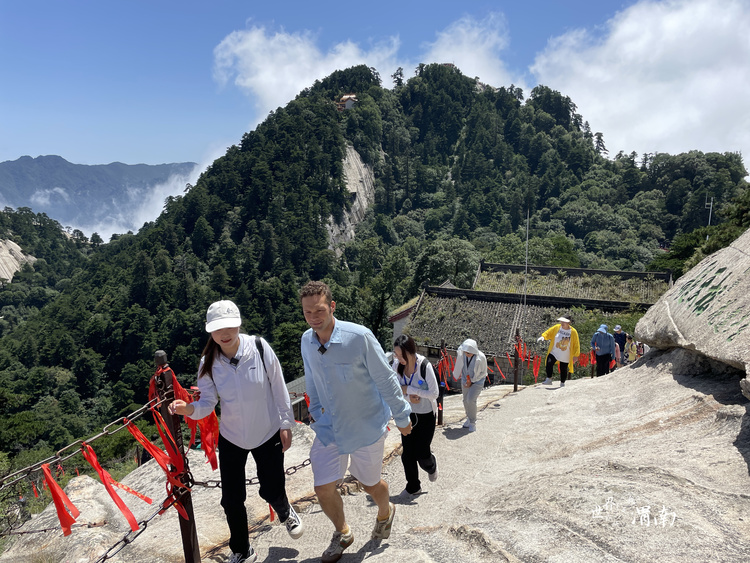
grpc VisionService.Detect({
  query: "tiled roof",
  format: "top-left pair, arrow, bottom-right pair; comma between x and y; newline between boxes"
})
401,264 -> 670,357
475,264 -> 670,304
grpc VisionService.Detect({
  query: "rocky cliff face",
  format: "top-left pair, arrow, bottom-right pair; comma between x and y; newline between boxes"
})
326,144 -> 375,252
0,239 -> 35,282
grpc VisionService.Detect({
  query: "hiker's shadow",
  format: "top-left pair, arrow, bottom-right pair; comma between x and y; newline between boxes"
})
275,540 -> 389,563
442,426 -> 472,440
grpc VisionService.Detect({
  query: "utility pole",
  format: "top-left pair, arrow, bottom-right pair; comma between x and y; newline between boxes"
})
705,195 -> 714,241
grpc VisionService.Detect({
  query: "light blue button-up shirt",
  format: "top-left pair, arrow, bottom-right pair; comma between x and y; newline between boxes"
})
301,318 -> 411,454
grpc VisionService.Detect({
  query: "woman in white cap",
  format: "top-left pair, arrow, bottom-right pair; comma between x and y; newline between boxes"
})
451,338 -> 487,432
392,334 -> 439,499
169,300 -> 303,563
537,317 -> 580,387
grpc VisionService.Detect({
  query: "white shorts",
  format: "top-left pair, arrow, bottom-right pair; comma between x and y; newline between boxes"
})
310,431 -> 387,487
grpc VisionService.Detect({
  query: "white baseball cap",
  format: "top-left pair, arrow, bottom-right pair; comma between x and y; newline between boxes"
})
205,300 -> 242,333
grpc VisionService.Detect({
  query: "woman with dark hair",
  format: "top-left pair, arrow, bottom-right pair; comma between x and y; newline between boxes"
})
170,300 -> 303,563
392,335 -> 439,500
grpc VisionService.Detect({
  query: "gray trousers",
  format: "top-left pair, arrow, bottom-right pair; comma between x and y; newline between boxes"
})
461,379 -> 483,423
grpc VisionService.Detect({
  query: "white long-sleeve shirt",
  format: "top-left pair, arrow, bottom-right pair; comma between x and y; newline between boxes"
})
392,354 -> 439,415
189,334 -> 294,450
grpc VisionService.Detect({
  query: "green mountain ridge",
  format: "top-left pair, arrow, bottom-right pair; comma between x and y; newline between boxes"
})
0,63 -> 748,478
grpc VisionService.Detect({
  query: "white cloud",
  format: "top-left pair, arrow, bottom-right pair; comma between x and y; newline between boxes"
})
531,0 -> 750,161
420,13 -> 527,90
213,26 -> 402,125
30,187 -> 69,207
211,14 -> 528,126
69,162 -> 207,241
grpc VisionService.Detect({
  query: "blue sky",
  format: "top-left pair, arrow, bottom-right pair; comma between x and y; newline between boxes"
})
1,0 -> 749,173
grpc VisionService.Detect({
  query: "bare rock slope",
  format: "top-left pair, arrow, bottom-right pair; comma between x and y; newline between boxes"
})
2,348 -> 749,562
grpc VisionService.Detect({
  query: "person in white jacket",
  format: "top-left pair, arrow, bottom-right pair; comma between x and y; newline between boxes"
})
170,300 -> 302,563
392,335 -> 439,500
451,338 -> 487,432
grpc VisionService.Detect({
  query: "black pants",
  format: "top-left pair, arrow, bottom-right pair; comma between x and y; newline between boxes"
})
545,355 -> 569,384
401,411 -> 437,494
595,353 -> 611,377
219,431 -> 289,556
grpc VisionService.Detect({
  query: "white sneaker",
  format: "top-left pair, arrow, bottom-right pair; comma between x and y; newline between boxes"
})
397,488 -> 421,502
284,504 -> 304,539
542,378 -> 552,385
462,419 -> 471,428
560,381 -> 565,387
467,422 -> 476,432
227,547 -> 257,563
428,461 -> 438,482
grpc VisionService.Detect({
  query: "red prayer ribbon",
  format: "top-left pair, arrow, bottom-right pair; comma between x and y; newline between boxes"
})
493,357 -> 506,380
41,463 -> 80,536
81,443 -> 151,532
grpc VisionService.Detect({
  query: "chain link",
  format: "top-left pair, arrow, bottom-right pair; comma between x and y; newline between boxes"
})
193,458 -> 311,490
2,520 -> 107,537
0,397 -> 162,493
93,490 -> 186,562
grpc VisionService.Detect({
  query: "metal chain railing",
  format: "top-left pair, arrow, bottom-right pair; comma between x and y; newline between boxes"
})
0,397 -> 166,493
193,458 -> 311,489
3,520 -> 107,536
93,488 -> 188,562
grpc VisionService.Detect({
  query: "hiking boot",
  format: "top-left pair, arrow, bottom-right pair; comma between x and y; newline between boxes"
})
321,528 -> 354,563
542,378 -> 552,385
371,502 -> 396,540
227,547 -> 257,563
284,504 -> 304,539
428,460 -> 438,482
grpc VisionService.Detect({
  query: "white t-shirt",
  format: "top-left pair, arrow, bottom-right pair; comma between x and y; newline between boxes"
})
552,327 -> 572,363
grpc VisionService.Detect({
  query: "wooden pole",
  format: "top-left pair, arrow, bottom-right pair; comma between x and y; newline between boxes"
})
513,329 -> 520,392
437,339 -> 445,426
154,362 -> 201,563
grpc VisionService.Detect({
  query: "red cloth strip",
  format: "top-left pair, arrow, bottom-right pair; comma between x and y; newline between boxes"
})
493,357 -> 506,380
126,420 -> 188,492
506,352 -> 514,370
81,443 -> 150,532
41,463 -> 80,536
150,366 -> 219,470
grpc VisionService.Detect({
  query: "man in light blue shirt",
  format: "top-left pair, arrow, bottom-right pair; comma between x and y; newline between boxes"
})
300,281 -> 411,563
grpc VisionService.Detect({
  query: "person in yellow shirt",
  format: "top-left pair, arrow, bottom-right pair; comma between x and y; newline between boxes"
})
537,317 -> 580,388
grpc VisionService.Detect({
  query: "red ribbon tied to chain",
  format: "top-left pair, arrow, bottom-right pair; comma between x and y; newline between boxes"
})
532,355 -> 541,382
41,463 -> 80,536
149,365 -> 219,470
81,443 -> 152,532
125,419 -> 190,519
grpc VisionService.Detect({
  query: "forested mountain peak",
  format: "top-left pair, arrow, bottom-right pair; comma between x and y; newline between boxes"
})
0,63 -> 747,473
